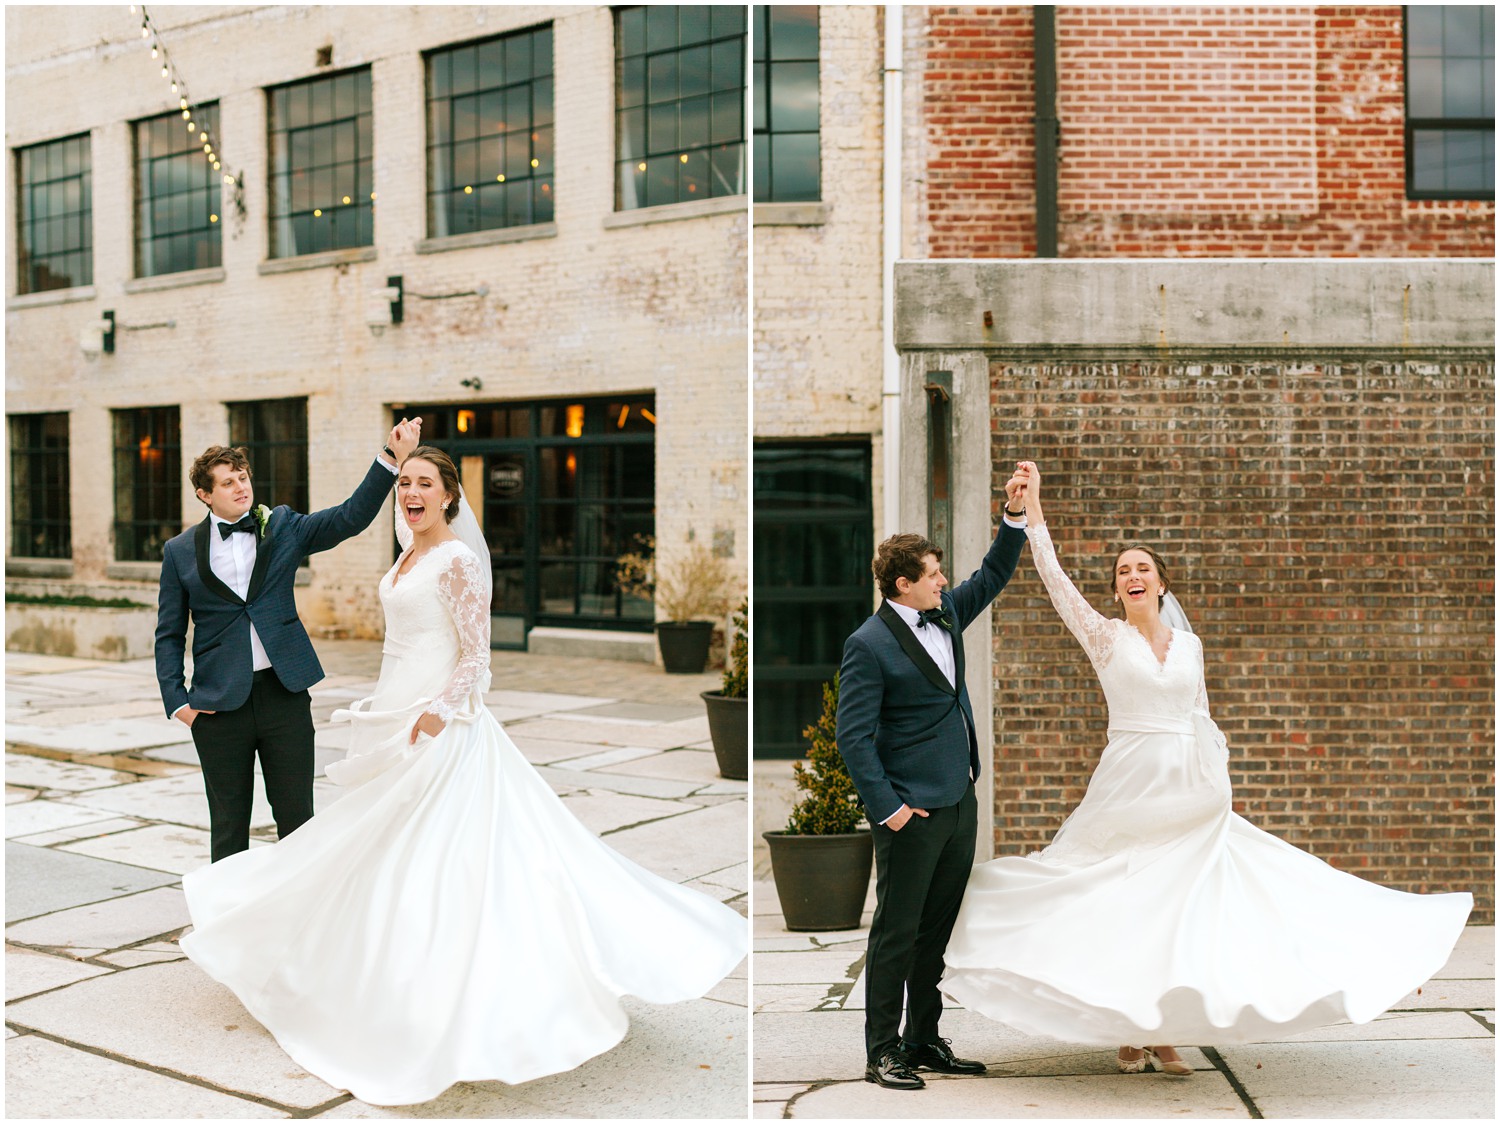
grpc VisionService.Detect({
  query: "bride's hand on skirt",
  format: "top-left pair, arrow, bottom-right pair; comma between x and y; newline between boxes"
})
408,711 -> 447,744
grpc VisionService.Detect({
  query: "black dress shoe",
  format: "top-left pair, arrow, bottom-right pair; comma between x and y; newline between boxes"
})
899,1037 -> 988,1075
864,1051 -> 926,1089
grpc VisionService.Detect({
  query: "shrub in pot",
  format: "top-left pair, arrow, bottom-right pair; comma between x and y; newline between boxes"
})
700,599 -> 747,780
616,536 -> 731,674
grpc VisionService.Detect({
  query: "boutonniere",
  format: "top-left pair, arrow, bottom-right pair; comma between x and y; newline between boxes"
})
252,504 -> 271,539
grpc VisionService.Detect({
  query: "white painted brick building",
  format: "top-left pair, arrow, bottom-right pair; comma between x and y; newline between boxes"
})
6,4 -> 747,652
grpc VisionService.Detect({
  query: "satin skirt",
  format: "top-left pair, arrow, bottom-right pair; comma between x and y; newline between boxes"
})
180,682 -> 746,1105
941,715 -> 1472,1045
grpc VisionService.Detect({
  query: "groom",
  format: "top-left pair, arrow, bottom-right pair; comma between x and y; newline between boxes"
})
835,465 -> 1030,1090
155,420 -> 420,862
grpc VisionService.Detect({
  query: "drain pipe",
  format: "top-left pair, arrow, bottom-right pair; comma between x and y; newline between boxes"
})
1033,5 -> 1058,257
882,4 -> 904,538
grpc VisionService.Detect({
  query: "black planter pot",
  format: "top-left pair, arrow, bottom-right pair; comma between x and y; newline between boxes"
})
763,829 -> 875,932
655,620 -> 714,674
700,690 -> 747,780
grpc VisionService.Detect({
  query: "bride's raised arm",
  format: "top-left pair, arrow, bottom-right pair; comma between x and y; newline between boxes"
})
430,546 -> 494,722
1014,462 -> 1117,669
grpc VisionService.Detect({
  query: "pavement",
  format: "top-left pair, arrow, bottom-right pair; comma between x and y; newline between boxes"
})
5,641 -> 748,1119
752,877 -> 1495,1119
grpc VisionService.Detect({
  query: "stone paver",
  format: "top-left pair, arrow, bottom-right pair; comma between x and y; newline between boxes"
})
751,878 -> 1495,1119
6,644 -> 746,1118
5,1035 -> 289,1119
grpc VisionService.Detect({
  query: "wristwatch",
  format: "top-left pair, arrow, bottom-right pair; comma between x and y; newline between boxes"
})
382,444 -> 398,461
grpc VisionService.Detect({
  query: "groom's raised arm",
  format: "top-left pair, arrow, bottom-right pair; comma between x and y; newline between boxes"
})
295,422 -> 421,555
949,521 -> 1026,630
835,636 -> 903,825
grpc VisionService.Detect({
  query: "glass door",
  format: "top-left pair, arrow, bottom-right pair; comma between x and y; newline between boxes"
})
478,449 -> 534,649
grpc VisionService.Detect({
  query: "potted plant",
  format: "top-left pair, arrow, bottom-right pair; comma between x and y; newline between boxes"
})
700,599 -> 747,780
617,536 -> 731,674
762,674 -> 875,932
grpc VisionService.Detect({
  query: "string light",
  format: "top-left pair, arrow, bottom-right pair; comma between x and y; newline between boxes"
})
133,4 -> 242,221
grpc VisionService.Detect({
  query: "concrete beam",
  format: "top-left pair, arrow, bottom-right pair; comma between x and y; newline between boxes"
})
895,260 -> 1495,356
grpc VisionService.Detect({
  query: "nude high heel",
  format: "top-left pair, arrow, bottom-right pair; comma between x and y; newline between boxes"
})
1116,1046 -> 1148,1073
1144,1047 -> 1192,1076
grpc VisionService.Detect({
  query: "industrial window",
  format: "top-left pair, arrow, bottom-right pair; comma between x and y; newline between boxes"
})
753,5 -> 820,202
268,69 -> 373,257
615,5 -> 746,210
113,406 -> 181,562
9,412 -> 71,560
426,25 -> 554,237
15,134 -> 92,294
1406,5 -> 1495,199
135,104 -> 222,276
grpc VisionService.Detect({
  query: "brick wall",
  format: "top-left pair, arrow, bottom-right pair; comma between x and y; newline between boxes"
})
919,6 -> 1495,257
987,359 -> 1494,921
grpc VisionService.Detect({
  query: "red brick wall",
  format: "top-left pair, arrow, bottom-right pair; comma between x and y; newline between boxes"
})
988,359 -> 1494,921
920,7 -> 1495,257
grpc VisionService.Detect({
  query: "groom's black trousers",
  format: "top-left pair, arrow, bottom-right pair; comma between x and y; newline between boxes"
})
189,669 -> 315,862
865,782 -> 978,1063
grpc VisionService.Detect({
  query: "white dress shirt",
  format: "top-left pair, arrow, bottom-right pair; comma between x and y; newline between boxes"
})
210,510 -> 273,672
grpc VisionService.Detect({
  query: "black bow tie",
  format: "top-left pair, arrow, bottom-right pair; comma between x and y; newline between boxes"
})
220,515 -> 257,539
917,607 -> 952,630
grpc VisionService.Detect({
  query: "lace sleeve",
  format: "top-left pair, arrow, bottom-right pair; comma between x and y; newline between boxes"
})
1027,521 -> 1118,669
430,545 -> 493,722
1193,640 -> 1212,716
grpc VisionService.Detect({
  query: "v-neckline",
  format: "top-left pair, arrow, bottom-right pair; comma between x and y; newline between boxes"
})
1126,622 -> 1176,670
390,540 -> 453,589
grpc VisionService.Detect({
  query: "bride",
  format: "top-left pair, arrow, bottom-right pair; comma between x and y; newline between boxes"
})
941,462 -> 1472,1074
180,445 -> 746,1106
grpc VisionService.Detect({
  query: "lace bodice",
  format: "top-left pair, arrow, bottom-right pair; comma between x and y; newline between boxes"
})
379,538 -> 492,722
1027,522 -> 1211,724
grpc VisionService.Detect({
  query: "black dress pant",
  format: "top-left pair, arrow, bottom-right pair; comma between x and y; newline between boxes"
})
189,669 -> 315,862
864,782 -> 978,1063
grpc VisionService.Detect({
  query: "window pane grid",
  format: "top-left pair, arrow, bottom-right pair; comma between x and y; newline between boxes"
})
228,397 -> 310,516
113,407 -> 181,562
268,69 -> 374,257
426,25 -> 555,237
134,105 -> 223,277
615,5 -> 746,210
1406,5 -> 1495,199
15,134 -> 92,294
9,412 -> 71,559
752,5 -> 820,202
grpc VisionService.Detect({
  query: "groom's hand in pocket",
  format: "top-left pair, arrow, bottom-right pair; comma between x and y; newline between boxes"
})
886,805 -> 929,831
409,711 -> 447,744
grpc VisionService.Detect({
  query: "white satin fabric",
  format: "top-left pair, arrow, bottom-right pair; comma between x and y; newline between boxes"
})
941,522 -> 1472,1045
180,539 -> 746,1105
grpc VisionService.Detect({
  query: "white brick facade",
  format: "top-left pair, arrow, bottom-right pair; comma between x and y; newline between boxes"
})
5,5 -> 747,640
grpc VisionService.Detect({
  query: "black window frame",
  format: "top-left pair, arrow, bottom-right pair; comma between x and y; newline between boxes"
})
227,397 -> 310,517
752,5 -> 821,203
134,103 -> 224,278
267,68 -> 374,258
113,406 -> 182,563
15,133 -> 93,295
753,439 -> 874,759
614,4 -> 747,211
8,412 -> 71,560
426,24 -> 556,237
1404,5 -> 1496,201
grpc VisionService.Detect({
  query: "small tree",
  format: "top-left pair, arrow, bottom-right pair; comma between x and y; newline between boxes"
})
720,599 -> 747,698
785,674 -> 865,835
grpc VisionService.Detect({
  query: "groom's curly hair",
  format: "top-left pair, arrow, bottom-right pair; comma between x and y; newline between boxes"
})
190,446 -> 252,500
873,533 -> 943,600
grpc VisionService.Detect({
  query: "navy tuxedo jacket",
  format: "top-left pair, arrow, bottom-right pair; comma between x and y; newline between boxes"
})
155,460 -> 397,717
835,523 -> 1026,825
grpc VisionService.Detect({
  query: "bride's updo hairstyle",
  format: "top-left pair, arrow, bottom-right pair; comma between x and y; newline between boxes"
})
1106,543 -> 1171,613
400,445 -> 463,524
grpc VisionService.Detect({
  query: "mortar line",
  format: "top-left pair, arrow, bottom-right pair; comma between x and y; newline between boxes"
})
1201,1045 -> 1263,1120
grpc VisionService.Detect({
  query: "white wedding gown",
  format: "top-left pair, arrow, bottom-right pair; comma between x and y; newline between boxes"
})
941,522 -> 1472,1045
181,539 -> 746,1105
